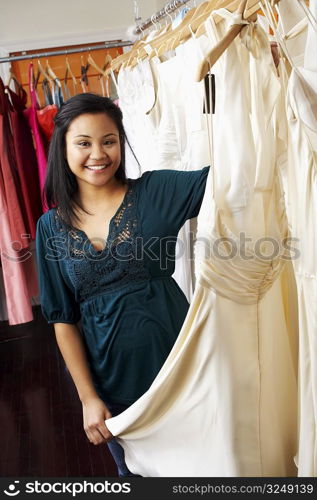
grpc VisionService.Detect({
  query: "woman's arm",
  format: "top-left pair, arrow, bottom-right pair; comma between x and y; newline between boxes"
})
54,323 -> 113,445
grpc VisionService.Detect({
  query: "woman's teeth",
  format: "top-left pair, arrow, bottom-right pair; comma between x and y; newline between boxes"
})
85,165 -> 109,171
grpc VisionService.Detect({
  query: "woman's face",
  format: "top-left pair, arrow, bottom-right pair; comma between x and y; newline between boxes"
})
65,112 -> 122,189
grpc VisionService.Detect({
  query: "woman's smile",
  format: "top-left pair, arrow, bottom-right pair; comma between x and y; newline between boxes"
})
84,163 -> 112,172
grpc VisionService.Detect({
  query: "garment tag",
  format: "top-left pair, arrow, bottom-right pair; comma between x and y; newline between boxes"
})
203,73 -> 216,114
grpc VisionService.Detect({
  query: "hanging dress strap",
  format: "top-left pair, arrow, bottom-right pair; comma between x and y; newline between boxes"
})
28,63 -> 40,108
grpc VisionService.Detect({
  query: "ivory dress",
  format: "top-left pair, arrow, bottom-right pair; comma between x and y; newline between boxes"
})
279,0 -> 317,477
117,39 -> 211,302
106,14 -> 298,477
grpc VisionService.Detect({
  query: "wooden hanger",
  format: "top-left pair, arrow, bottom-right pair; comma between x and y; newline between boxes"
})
87,53 -> 109,96
103,53 -> 112,70
109,37 -> 143,72
108,2 -> 208,72
37,59 -> 53,82
65,56 -> 78,88
163,0 -> 220,53
166,0 -> 253,50
168,0 -> 261,63
87,53 -> 106,76
160,0 -> 261,57
142,2 -> 213,60
196,0 -> 256,81
46,59 -> 61,87
130,0 -> 229,63
195,0 -> 233,37
6,67 -> 19,87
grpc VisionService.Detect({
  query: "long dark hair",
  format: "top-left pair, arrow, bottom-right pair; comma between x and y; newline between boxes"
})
44,93 -> 128,226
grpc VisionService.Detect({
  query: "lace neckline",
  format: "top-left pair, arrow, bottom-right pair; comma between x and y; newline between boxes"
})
55,180 -> 134,253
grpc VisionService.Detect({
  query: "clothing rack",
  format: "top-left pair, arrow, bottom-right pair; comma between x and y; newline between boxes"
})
0,40 -> 133,64
134,0 -> 192,34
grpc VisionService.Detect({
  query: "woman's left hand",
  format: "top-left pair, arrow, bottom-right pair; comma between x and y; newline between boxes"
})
82,396 -> 114,445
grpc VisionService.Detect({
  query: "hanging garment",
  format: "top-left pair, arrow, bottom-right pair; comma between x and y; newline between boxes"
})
117,61 -> 158,173
0,78 -> 29,248
51,78 -> 64,108
42,78 -> 54,106
63,79 -> 72,101
24,63 -> 48,211
106,16 -> 298,477
278,0 -> 317,477
36,104 -> 57,142
117,37 -> 213,301
277,0 -> 308,68
6,84 -> 42,240
117,60 -> 190,299
0,148 -> 38,325
154,36 -> 214,300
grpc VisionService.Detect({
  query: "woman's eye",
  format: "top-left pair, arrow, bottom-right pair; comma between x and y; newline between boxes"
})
77,140 -> 116,147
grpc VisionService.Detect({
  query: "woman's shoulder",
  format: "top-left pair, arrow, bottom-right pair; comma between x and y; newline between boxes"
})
133,168 -> 185,189
36,208 -> 63,235
133,166 -> 210,192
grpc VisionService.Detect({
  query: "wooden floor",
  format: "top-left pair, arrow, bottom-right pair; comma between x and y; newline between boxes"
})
0,306 -> 117,477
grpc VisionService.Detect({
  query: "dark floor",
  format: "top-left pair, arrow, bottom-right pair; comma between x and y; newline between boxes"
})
0,306 -> 117,477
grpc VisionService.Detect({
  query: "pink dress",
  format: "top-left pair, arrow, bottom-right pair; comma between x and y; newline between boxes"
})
23,64 -> 49,212
0,79 -> 39,325
0,173 -> 37,325
6,84 -> 42,240
0,78 -> 28,248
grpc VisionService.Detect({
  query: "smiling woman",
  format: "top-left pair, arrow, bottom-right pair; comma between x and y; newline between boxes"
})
64,112 -> 128,248
36,93 -> 209,477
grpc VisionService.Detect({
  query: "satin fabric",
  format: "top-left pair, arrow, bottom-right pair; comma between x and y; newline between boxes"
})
279,0 -> 317,477
106,16 -> 298,477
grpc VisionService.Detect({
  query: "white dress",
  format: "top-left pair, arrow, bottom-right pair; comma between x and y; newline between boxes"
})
279,0 -> 317,477
107,16 -> 298,477
117,37 -> 212,301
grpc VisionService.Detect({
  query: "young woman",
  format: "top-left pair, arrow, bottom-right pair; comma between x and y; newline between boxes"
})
36,93 -> 209,476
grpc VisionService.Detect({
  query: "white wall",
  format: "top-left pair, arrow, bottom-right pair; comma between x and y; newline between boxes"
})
0,0 -> 158,51
0,0 -> 205,53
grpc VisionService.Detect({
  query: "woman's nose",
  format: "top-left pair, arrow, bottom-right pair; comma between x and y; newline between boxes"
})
90,144 -> 108,160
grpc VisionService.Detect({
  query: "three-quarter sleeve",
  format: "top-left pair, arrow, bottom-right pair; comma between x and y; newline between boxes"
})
36,216 -> 81,324
141,166 -> 209,231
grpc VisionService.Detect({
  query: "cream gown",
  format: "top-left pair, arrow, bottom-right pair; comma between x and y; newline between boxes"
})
278,0 -> 317,477
106,14 -> 298,477
117,38 -> 211,302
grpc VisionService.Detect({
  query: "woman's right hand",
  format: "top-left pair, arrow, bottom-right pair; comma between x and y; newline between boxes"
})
82,396 -> 114,445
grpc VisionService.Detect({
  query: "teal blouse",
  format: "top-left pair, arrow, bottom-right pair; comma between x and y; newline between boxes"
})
36,167 -> 209,406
